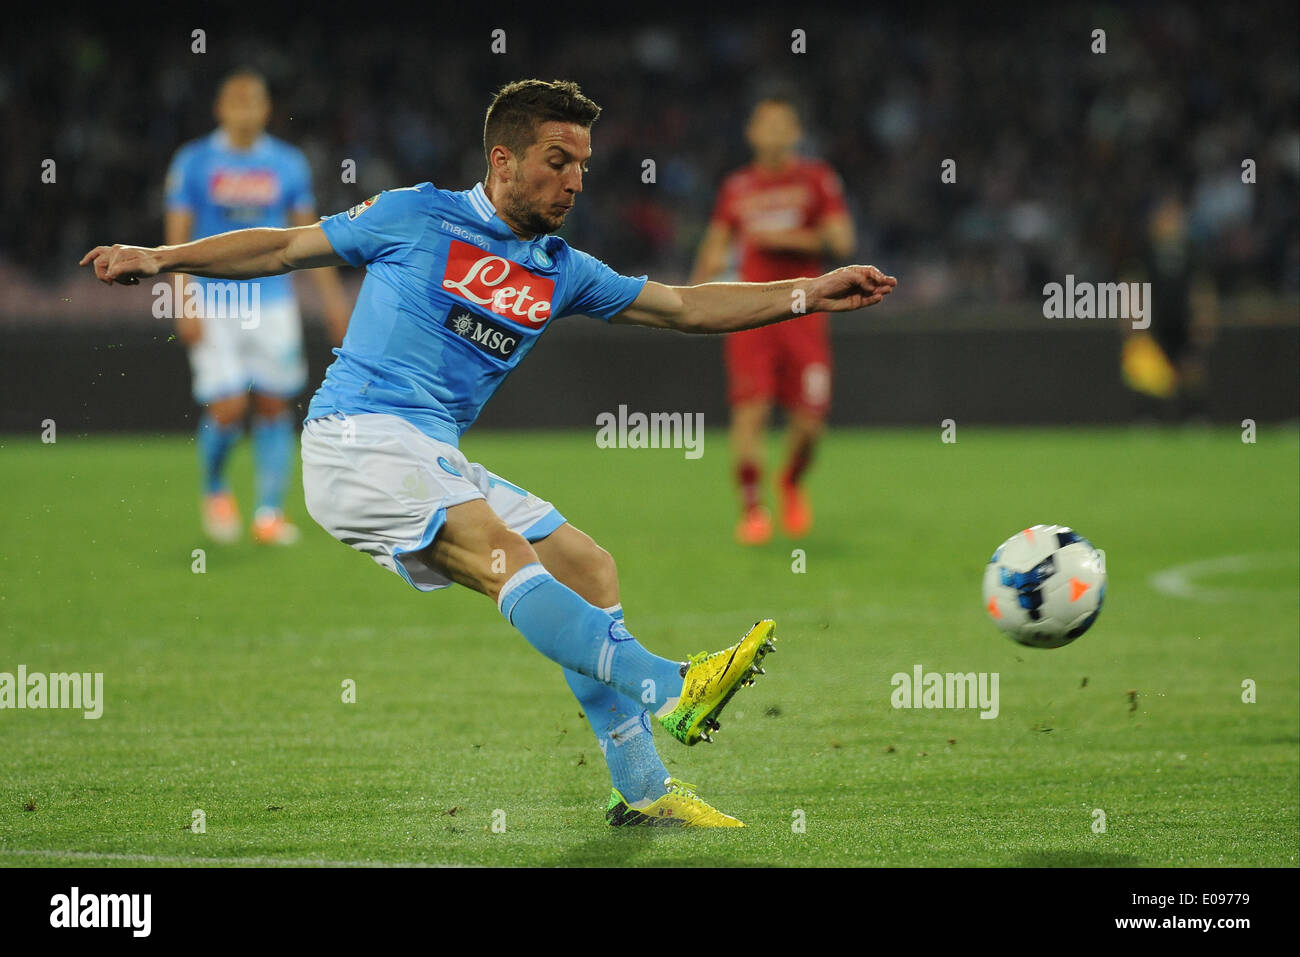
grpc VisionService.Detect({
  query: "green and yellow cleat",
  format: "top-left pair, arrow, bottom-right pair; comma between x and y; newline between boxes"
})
657,619 -> 776,747
605,778 -> 745,828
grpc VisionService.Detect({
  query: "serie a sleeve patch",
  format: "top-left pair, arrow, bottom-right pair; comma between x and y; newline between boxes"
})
347,194 -> 380,220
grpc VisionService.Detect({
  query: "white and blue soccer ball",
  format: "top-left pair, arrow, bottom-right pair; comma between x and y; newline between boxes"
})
982,525 -> 1106,649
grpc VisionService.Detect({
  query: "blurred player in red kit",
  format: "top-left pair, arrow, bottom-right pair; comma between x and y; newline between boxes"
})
691,95 -> 855,544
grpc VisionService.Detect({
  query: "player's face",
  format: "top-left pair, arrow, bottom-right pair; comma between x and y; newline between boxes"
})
746,101 -> 801,158
501,122 -> 590,235
215,77 -> 271,139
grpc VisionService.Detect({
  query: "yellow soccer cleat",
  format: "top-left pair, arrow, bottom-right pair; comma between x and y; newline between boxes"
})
606,778 -> 744,827
657,619 -> 776,746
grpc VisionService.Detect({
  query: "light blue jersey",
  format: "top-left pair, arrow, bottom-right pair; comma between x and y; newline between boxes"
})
307,182 -> 648,446
165,129 -> 315,305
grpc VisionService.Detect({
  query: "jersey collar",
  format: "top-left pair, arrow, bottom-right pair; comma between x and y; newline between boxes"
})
212,128 -> 269,154
470,181 -> 544,244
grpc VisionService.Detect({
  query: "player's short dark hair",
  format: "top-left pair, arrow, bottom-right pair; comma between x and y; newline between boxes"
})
483,79 -> 601,164
750,89 -> 803,119
218,66 -> 270,98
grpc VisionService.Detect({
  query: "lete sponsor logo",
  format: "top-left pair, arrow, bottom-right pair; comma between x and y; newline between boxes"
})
441,240 -> 555,329
208,168 -> 279,207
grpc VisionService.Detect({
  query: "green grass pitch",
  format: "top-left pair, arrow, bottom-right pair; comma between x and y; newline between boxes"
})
1,426 -> 1296,867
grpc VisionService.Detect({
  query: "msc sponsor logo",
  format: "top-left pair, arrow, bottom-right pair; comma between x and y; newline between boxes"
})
441,240 -> 556,329
444,311 -> 520,360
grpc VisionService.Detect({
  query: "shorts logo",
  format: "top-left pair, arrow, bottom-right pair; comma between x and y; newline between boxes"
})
347,194 -> 379,219
441,240 -> 555,329
444,311 -> 520,360
402,470 -> 434,498
436,456 -> 462,477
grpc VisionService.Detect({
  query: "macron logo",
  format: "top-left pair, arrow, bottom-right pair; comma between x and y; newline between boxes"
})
439,219 -> 490,250
50,887 -> 151,937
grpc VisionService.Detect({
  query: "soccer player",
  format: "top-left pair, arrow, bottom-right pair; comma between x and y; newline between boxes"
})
165,68 -> 351,545
83,79 -> 895,827
690,94 -> 856,545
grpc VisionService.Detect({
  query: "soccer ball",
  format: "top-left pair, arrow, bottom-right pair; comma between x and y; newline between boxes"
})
982,525 -> 1106,648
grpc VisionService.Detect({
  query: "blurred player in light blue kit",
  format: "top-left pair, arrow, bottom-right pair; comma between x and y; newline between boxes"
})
164,68 -> 350,544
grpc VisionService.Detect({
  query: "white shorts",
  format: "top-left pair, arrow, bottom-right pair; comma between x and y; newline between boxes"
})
188,298 -> 307,403
300,412 -> 566,591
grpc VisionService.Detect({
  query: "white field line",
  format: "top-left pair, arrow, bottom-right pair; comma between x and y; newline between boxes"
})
0,848 -> 464,868
1148,552 -> 1297,602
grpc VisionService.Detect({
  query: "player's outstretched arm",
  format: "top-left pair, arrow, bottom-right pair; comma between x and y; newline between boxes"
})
611,265 -> 897,334
80,224 -> 346,286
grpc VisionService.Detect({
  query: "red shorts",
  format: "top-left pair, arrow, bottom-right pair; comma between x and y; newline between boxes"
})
724,312 -> 831,417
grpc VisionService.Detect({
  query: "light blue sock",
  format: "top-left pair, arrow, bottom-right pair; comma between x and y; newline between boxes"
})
197,413 -> 243,495
563,605 -> 669,804
251,411 -> 294,514
499,565 -> 683,714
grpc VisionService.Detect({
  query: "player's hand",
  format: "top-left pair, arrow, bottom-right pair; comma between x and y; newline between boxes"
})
79,244 -> 165,286
806,265 -> 897,312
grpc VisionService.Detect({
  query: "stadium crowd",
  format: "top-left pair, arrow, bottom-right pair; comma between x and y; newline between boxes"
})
2,6 -> 1295,312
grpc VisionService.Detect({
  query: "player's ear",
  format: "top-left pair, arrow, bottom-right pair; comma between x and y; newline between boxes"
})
488,144 -> 513,182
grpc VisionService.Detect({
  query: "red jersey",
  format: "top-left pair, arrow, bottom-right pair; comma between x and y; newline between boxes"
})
709,158 -> 848,282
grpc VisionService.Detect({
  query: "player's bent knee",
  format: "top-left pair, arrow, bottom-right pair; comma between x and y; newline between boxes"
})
252,393 -> 290,418
208,395 -> 248,427
562,537 -> 618,608
585,544 -> 619,605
